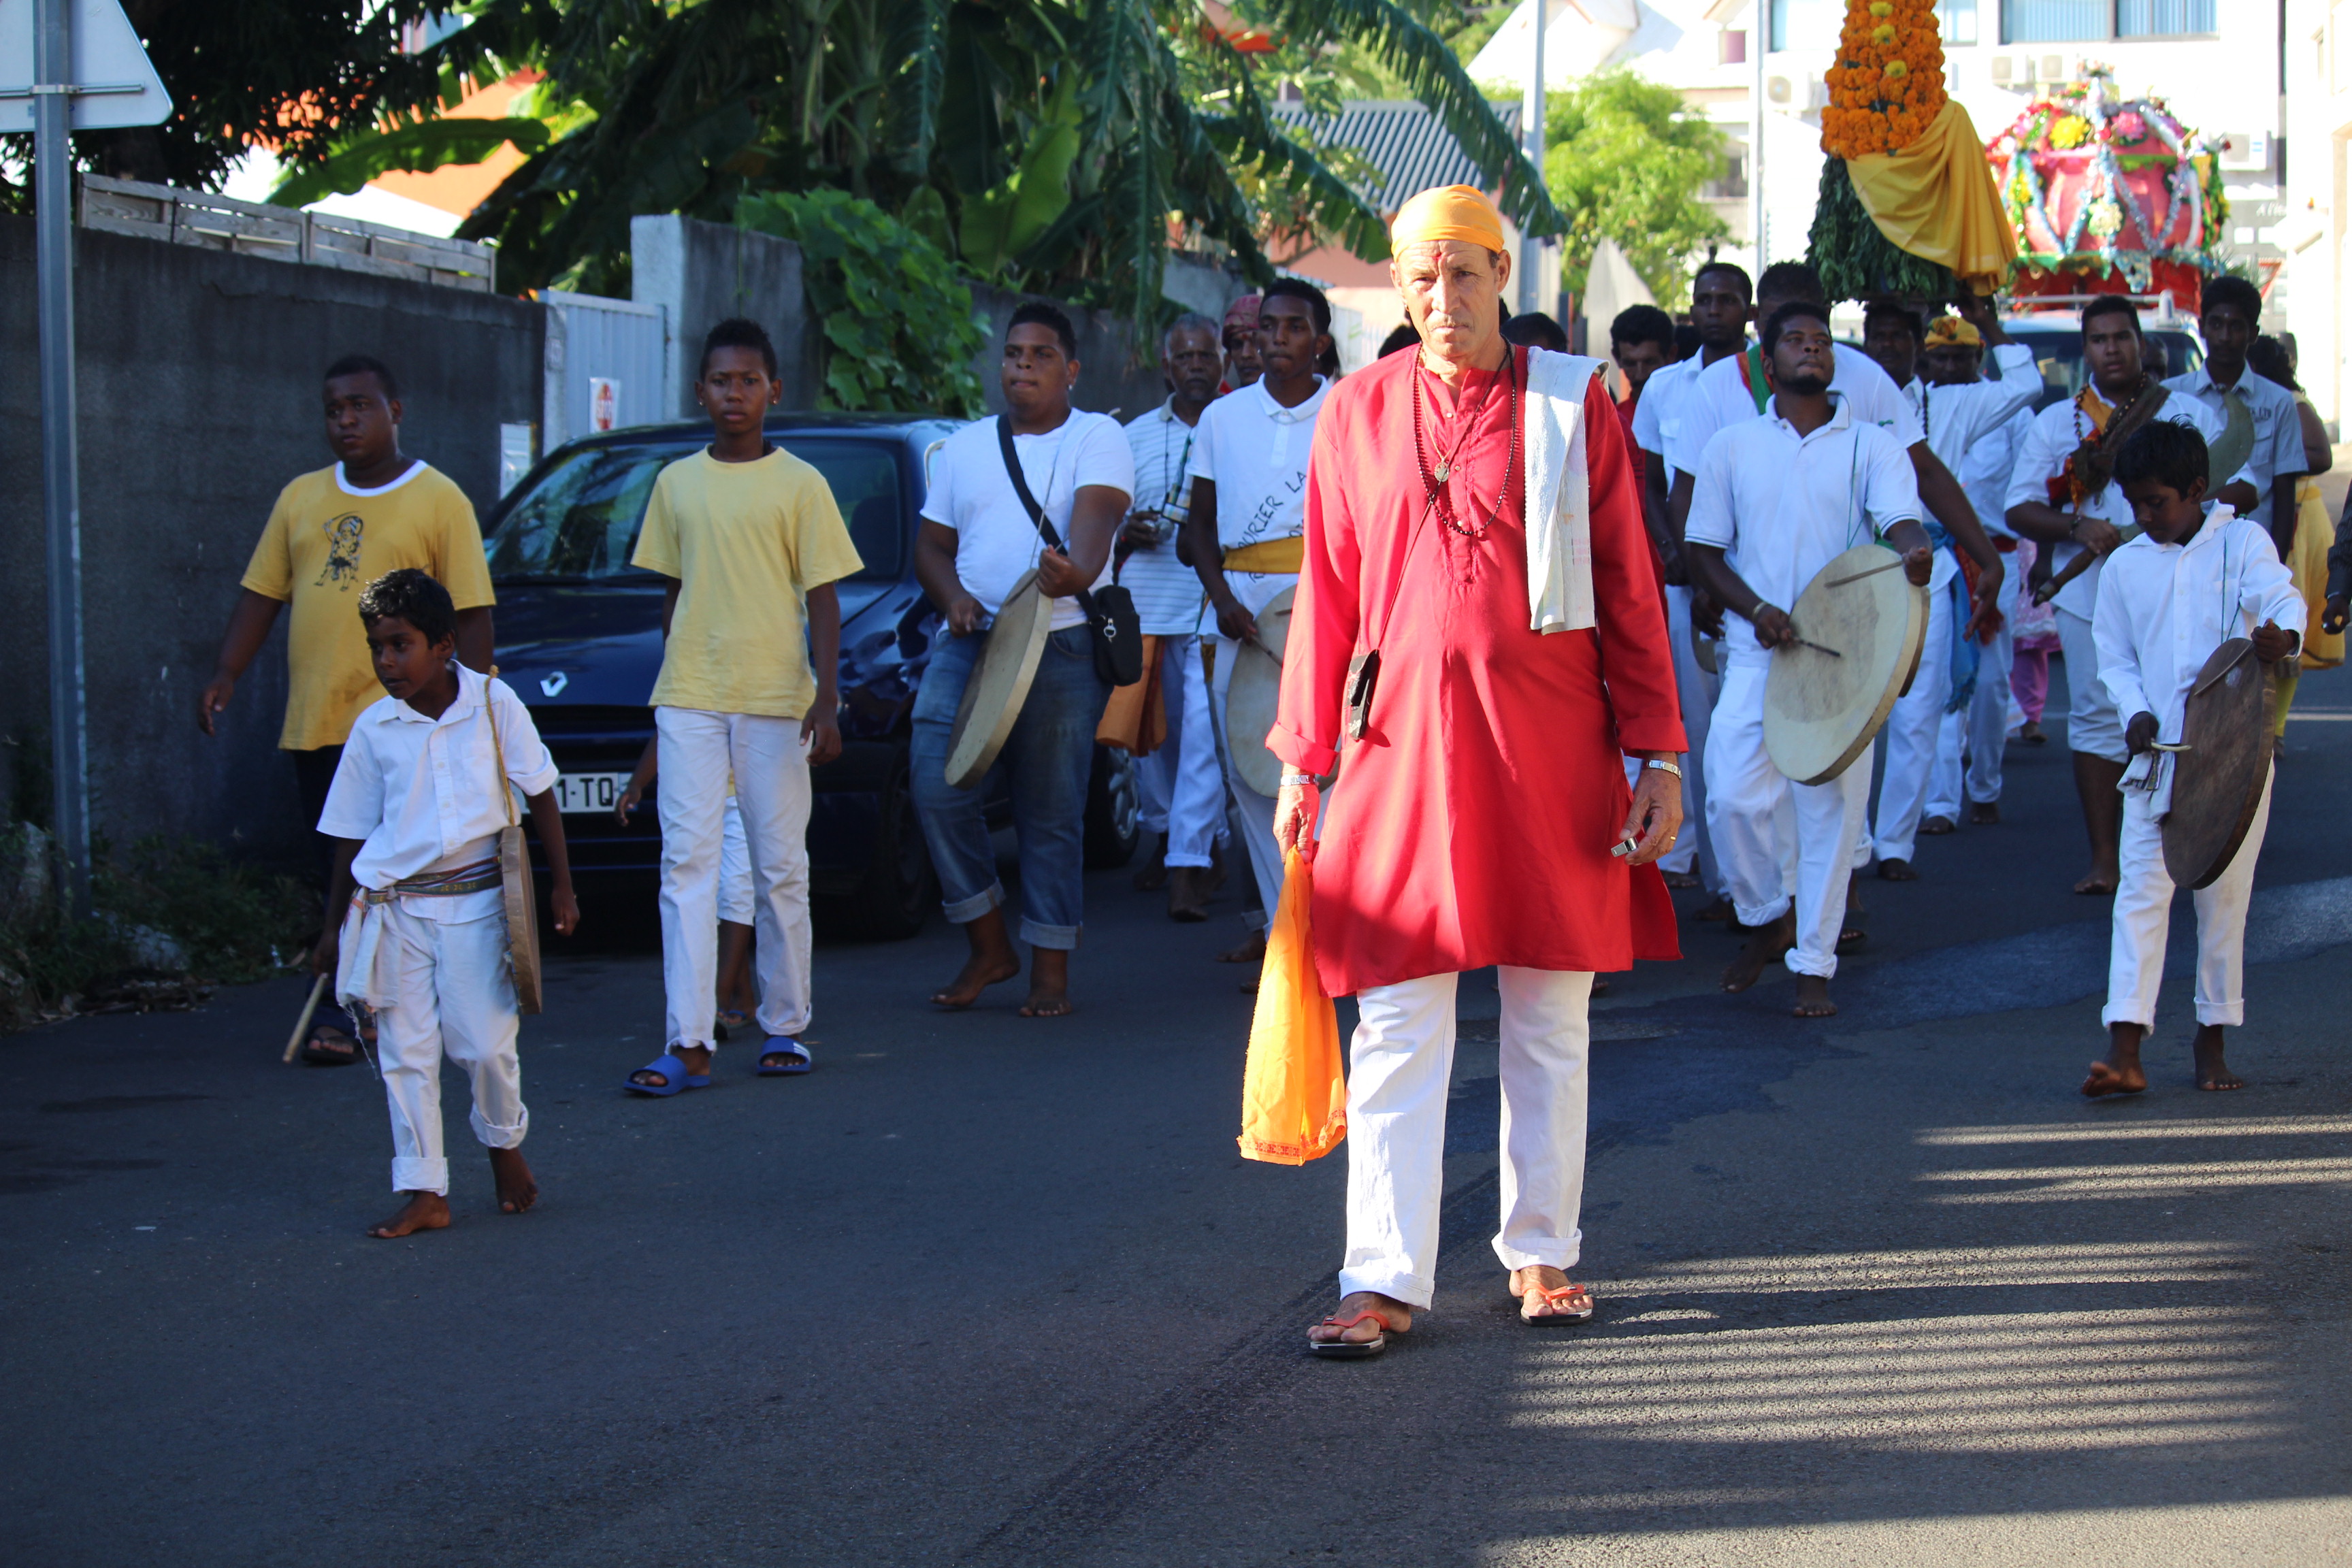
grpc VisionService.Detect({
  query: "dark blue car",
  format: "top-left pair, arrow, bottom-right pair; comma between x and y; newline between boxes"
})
482,414 -> 1142,938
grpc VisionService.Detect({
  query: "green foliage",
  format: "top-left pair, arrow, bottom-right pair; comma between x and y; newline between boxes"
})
0,1 -> 446,213
267,117 -> 551,209
736,190 -> 987,418
1807,157 -> 1957,303
1537,69 -> 1729,311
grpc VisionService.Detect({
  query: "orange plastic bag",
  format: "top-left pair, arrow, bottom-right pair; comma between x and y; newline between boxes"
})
1238,849 -> 1346,1164
1094,635 -> 1168,755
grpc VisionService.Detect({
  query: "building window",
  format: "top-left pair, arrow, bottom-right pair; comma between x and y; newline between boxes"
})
1940,0 -> 1980,45
2116,0 -> 2215,34
1707,154 -> 1750,200
1721,27 -> 1748,64
2002,0 -> 2108,42
1769,0 -> 1840,52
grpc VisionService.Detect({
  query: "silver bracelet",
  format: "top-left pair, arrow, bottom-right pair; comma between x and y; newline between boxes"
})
1643,757 -> 1683,778
1279,772 -> 1318,788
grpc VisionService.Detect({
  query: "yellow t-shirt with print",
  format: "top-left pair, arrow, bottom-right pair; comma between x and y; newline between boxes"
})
630,447 -> 865,719
240,463 -> 496,751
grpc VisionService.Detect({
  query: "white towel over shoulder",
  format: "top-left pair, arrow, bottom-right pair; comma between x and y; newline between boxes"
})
1521,348 -> 1603,635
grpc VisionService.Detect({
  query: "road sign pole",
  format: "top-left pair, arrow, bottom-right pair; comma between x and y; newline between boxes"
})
35,0 -> 91,916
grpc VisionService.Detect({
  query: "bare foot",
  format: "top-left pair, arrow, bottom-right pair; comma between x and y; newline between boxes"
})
2020,719 -> 2046,745
2073,868 -> 2118,896
627,1043 -> 711,1092
2085,1023 -> 2146,1097
1509,1265 -> 1596,1324
489,1147 -> 538,1215
1307,1290 -> 1414,1349
1969,800 -> 2001,826
1695,896 -> 1737,924
2193,1024 -> 2243,1091
1918,815 -> 1957,836
1721,910 -> 1795,992
1019,949 -> 1075,1018
932,911 -> 1022,1009
367,1192 -> 451,1239
1878,858 -> 1918,882
1793,975 -> 1837,1017
1215,930 -> 1267,964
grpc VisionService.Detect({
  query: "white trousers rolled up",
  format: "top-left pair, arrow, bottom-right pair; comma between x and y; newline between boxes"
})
374,904 -> 525,1196
2104,769 -> 2273,1030
1663,585 -> 1720,886
1931,562 -> 2018,815
1133,634 -> 1226,869
1872,558 -> 1955,864
655,707 -> 815,1049
1341,967 -> 1592,1309
1705,659 -> 1872,979
1210,631 -> 1286,932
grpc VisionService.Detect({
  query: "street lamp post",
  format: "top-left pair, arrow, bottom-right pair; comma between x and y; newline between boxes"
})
1520,0 -> 1547,316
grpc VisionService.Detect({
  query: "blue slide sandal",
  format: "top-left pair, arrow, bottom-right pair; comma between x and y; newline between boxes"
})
623,1052 -> 710,1096
755,1038 -> 812,1076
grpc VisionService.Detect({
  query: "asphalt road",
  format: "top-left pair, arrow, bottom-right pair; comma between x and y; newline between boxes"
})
5,657 -> 2350,1567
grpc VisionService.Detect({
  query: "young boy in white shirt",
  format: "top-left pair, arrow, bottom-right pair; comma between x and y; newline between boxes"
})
314,569 -> 578,1239
2085,422 -> 2303,1098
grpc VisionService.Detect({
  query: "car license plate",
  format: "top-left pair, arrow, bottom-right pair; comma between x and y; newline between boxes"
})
555,771 -> 631,815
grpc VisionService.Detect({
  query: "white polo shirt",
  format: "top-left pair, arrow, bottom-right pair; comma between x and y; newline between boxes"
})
2002,387 -> 2247,621
1187,374 -> 1328,625
2162,363 -> 2305,532
1120,399 -> 1210,636
1960,406 -> 2035,540
2093,506 -> 2303,743
319,663 -> 560,921
920,410 -> 1134,632
1629,348 -> 1730,461
1669,341 -> 1924,481
1684,394 -> 1925,661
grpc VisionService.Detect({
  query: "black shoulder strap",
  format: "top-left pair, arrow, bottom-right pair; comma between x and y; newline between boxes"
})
997,416 -> 1066,552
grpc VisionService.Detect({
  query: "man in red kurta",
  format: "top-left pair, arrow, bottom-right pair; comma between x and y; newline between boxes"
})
1277,187 -> 1686,1357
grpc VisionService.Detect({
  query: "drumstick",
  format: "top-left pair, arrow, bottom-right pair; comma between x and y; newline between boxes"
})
1823,557 -> 1907,589
1786,636 -> 1843,658
2031,523 -> 2143,605
282,973 -> 329,1064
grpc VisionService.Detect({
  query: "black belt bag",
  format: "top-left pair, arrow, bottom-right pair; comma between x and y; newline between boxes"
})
997,416 -> 1143,687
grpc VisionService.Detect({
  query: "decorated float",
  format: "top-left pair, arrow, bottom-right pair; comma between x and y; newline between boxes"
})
1987,67 -> 2230,316
1806,0 -> 2014,299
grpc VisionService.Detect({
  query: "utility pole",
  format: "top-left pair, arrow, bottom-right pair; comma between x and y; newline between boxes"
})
34,0 -> 90,916
1520,0 -> 1547,316
1750,0 -> 1767,275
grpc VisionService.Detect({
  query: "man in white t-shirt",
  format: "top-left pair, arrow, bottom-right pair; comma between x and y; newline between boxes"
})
911,304 -> 1134,1018
1121,314 -> 1229,917
2004,295 -> 2256,896
1181,278 -> 1333,964
1630,259 -> 1753,904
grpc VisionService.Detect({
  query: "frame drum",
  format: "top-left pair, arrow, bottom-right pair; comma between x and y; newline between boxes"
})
1763,542 -> 1929,786
944,570 -> 1055,790
2161,638 -> 2272,890
1224,587 -> 1296,798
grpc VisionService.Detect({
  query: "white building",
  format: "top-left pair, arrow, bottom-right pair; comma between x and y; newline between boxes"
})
1472,1 -> 2283,312
2281,0 -> 2352,425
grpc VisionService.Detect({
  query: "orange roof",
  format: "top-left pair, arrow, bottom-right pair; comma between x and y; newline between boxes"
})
370,71 -> 542,220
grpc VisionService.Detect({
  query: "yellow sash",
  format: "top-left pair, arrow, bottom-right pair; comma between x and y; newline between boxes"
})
1223,536 -> 1305,574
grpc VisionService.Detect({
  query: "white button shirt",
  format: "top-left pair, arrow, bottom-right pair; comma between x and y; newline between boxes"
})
1898,342 -> 2043,591
1120,399 -> 1209,635
320,663 -> 561,921
2162,363 -> 2305,532
1684,394 -> 1925,660
2094,506 -> 2304,745
1629,347 -> 1733,461
2002,388 -> 2249,621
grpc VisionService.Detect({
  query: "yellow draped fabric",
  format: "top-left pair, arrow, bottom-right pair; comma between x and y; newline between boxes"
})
2291,478 -> 2343,669
1237,850 -> 1345,1165
1223,536 -> 1306,574
1844,99 -> 2017,295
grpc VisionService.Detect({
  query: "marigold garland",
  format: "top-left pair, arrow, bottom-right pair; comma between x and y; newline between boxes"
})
1819,0 -> 1947,159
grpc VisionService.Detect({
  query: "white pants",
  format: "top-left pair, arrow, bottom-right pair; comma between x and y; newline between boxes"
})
2056,606 -> 2128,763
375,904 -> 525,1196
1663,585 -> 1721,886
1133,635 -> 1226,869
717,796 -> 752,926
655,707 -> 814,1049
1872,558 -> 1955,863
1706,659 -> 1872,979
1341,968 -> 1593,1308
1931,562 -> 2017,814
1211,631 -> 1286,932
2105,770 -> 2273,1030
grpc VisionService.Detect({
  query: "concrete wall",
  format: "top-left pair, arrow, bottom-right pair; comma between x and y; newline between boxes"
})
0,218 -> 542,861
968,284 -> 1171,423
632,215 -> 819,414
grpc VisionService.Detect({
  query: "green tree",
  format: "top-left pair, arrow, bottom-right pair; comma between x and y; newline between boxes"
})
1538,68 -> 1728,310
0,1 -> 447,212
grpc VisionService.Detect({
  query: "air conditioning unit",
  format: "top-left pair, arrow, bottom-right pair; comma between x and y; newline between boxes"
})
2040,54 -> 2068,83
2217,131 -> 2272,172
1989,55 -> 2014,84
1765,74 -> 1827,111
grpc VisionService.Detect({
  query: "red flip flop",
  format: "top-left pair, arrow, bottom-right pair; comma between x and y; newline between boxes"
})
1520,1281 -> 1596,1326
1309,1309 -> 1395,1358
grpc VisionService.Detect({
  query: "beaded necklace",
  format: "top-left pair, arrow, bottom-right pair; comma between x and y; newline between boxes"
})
1411,347 -> 1521,541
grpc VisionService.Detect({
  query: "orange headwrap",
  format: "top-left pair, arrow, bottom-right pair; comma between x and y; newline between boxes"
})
1390,184 -> 1507,257
1924,314 -> 1982,349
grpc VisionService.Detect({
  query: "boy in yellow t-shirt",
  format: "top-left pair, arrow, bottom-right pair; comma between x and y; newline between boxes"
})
622,318 -> 864,1095
197,354 -> 496,1065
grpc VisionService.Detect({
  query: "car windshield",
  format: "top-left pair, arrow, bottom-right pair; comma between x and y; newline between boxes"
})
2006,325 -> 2204,410
487,436 -> 906,583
